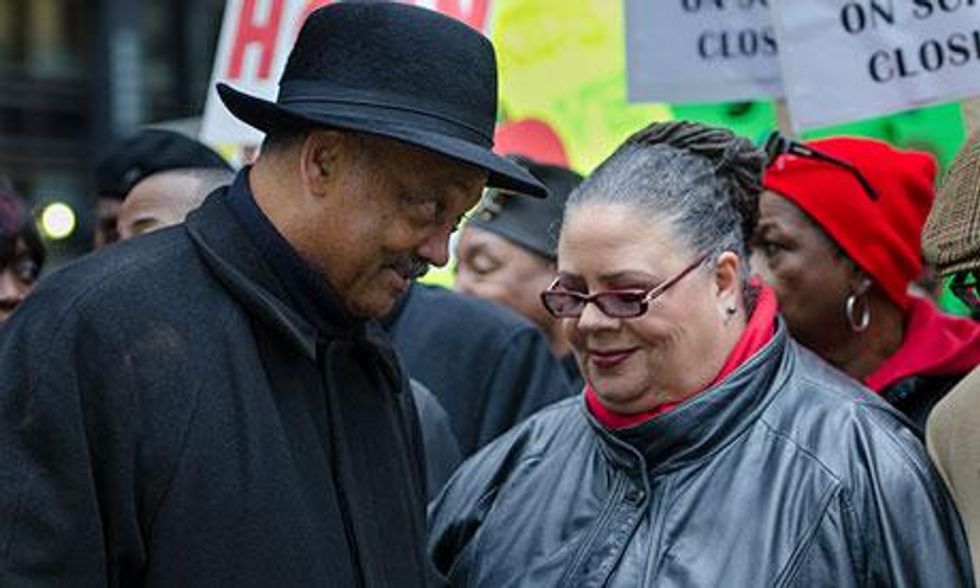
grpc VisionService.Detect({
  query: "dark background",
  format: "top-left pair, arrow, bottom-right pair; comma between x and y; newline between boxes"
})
0,0 -> 225,265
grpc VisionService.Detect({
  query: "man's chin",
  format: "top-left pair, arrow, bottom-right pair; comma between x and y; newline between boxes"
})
348,288 -> 409,320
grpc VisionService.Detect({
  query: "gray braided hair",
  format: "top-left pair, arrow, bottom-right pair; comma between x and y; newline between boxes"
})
565,120 -> 765,285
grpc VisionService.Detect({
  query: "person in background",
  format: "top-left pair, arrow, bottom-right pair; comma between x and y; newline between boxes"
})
90,187 -> 122,249
117,168 -> 234,240
0,4 -> 545,586
922,129 -> 980,575
94,128 -> 234,242
429,121 -> 972,587
383,280 -> 575,459
755,134 -> 980,430
455,155 -> 584,387
0,182 -> 45,323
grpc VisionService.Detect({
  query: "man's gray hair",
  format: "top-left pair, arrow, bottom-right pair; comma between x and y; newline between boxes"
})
566,121 -> 765,285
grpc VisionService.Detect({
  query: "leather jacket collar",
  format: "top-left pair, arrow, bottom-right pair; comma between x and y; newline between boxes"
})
585,321 -> 791,476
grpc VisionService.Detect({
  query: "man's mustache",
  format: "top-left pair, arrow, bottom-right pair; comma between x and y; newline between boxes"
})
390,254 -> 430,280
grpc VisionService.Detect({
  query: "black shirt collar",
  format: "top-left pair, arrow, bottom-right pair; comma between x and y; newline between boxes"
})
226,168 -> 361,335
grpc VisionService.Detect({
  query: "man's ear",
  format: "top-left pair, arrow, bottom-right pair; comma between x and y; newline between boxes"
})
299,130 -> 345,197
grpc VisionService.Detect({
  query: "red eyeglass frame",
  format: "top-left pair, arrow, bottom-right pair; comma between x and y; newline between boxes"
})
540,254 -> 709,319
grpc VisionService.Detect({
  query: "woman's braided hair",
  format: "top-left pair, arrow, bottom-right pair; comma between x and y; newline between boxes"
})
565,120 -> 765,284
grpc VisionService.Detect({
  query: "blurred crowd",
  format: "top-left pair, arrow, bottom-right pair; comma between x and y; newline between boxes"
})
2,3 -> 980,587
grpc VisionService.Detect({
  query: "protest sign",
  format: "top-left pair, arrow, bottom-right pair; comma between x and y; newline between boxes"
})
626,0 -> 782,103
774,0 -> 980,131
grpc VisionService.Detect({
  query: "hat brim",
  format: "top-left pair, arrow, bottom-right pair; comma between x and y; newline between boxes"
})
218,83 -> 547,198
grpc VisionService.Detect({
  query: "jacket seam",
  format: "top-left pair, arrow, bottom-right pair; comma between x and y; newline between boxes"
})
773,482 -> 840,587
757,419 -> 842,483
838,490 -> 868,588
558,476 -> 625,588
852,402 -> 937,485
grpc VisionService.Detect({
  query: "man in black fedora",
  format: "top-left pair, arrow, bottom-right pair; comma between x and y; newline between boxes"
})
0,3 -> 545,587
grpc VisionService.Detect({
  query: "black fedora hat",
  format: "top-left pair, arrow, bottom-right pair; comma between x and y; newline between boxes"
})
218,2 -> 547,198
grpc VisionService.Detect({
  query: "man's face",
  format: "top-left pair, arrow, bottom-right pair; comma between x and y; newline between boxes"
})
307,136 -> 487,318
117,172 -> 203,240
93,197 -> 121,249
454,225 -> 555,332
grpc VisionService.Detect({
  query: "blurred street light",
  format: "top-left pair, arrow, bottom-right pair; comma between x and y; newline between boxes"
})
40,202 -> 77,240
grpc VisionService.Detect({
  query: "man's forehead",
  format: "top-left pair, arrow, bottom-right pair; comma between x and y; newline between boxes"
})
362,134 -> 485,185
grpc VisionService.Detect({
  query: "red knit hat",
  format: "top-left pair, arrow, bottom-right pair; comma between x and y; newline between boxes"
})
763,137 -> 937,309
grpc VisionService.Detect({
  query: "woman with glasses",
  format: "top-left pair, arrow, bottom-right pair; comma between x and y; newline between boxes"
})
427,122 -> 971,587
755,135 -> 980,432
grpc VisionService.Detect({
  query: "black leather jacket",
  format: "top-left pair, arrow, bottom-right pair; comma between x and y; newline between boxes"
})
428,323 -> 973,587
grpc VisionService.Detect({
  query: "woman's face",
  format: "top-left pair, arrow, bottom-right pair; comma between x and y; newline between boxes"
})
751,191 -> 855,354
0,238 -> 41,322
557,203 -> 738,414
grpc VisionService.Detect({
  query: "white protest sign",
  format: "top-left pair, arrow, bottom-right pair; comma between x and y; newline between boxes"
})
200,0 -> 492,152
774,0 -> 980,131
626,0 -> 783,103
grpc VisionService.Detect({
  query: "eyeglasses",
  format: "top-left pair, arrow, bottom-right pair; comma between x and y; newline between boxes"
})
764,131 -> 879,201
540,254 -> 708,319
951,271 -> 980,313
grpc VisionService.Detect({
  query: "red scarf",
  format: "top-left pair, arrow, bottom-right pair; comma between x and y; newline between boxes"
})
865,296 -> 980,392
586,285 -> 779,429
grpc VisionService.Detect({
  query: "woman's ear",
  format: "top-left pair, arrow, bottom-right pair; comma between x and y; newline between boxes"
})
714,251 -> 741,318
847,262 -> 873,296
714,251 -> 740,297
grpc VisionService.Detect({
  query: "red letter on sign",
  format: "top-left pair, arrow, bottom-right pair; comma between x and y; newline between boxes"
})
227,0 -> 286,80
436,0 -> 491,32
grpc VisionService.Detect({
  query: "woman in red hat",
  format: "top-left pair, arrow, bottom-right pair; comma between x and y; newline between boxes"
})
755,135 -> 980,430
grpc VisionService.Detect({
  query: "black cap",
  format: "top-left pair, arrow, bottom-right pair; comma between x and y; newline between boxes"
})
95,129 -> 233,200
467,156 -> 583,261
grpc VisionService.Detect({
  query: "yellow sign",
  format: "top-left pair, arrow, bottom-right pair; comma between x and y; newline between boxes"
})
493,0 -> 670,174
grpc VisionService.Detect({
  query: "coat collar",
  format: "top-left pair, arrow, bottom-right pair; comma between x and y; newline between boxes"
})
223,169 -> 367,337
584,320 -> 792,477
184,188 -> 345,360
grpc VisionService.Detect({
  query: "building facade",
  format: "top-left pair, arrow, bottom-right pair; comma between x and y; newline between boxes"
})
0,0 -> 225,262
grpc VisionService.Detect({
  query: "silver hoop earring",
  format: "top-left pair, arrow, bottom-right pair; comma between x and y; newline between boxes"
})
845,293 -> 870,333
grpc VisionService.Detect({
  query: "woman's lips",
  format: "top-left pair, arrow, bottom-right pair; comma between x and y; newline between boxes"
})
589,348 -> 637,369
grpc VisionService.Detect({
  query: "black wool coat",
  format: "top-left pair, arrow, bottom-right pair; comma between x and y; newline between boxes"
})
0,193 -> 428,587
